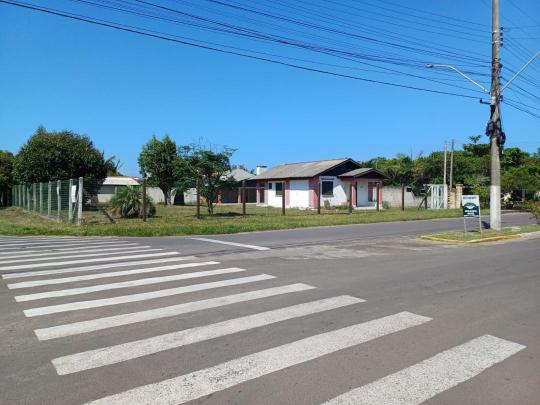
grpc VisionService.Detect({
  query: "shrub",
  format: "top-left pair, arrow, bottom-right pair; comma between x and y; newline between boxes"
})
323,199 -> 331,210
382,201 -> 391,209
108,186 -> 156,218
527,201 -> 540,225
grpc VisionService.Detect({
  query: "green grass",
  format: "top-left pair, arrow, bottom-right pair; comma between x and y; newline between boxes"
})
427,224 -> 540,242
0,205 -> 466,237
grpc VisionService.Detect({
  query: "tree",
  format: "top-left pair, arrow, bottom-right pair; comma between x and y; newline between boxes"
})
0,150 -> 15,206
13,126 -> 108,194
502,163 -> 540,197
179,145 -> 236,215
138,135 -> 179,205
104,155 -> 123,176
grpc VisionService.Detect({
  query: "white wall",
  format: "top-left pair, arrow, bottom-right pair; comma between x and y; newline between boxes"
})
267,182 -> 283,208
382,186 -> 423,208
289,180 -> 310,208
320,177 -> 348,207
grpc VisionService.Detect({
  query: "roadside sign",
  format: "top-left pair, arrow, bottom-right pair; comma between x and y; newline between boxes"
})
461,195 -> 482,233
462,195 -> 480,217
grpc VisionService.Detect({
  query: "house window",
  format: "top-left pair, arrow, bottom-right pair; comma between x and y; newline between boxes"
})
268,182 -> 273,190
321,181 -> 334,197
275,182 -> 283,196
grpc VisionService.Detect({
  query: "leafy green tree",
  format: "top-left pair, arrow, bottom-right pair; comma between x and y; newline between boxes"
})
360,139 -> 539,202
463,135 -> 490,157
108,186 -> 156,218
138,135 -> 179,205
104,155 -> 123,176
384,154 -> 415,186
502,163 -> 540,196
14,127 -> 107,194
0,150 -> 15,206
178,145 -> 236,215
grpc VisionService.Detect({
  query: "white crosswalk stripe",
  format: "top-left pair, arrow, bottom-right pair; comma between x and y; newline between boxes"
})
0,243 -> 142,259
15,267 -> 247,301
7,261 -> 220,289
2,257 -> 197,279
321,335 -> 525,405
25,274 -> 276,316
85,312 -> 431,405
0,247 -> 162,264
0,251 -> 181,271
0,236 -> 116,241
0,239 -> 128,248
52,295 -> 364,375
34,283 -> 315,340
0,237 -> 527,404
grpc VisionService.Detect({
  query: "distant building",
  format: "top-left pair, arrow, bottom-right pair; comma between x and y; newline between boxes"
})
253,158 -> 388,209
220,166 -> 257,204
96,176 -> 140,203
184,166 -> 259,205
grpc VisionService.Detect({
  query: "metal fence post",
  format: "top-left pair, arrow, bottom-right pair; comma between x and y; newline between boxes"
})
77,177 -> 83,226
68,178 -> 74,223
57,180 -> 61,222
47,181 -> 52,217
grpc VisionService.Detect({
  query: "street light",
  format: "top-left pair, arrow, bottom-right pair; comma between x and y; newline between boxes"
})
425,52 -> 539,230
426,64 -> 491,95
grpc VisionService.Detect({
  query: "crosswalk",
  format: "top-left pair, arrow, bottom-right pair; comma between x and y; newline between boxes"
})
0,235 -> 526,404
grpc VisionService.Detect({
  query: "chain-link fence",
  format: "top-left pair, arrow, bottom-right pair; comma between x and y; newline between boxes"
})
11,178 -> 84,224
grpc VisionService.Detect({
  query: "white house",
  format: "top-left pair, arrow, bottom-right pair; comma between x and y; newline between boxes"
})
253,158 -> 388,209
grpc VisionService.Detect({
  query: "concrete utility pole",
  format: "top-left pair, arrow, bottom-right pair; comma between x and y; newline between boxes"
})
449,138 -> 455,192
489,0 -> 502,230
443,140 -> 447,188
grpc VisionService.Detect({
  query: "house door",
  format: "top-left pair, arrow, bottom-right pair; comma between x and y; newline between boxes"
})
356,182 -> 368,206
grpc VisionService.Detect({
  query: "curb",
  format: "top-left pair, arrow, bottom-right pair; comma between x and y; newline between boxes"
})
420,234 -> 520,244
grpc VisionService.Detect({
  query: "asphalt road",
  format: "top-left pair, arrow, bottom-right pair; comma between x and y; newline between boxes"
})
0,213 -> 538,404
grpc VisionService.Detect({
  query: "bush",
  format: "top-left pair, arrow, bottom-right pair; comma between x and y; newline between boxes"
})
527,201 -> 540,225
382,201 -> 391,209
323,199 -> 331,210
108,186 -> 156,218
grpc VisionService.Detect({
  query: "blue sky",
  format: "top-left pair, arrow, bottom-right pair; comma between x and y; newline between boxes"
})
1,0 -> 538,176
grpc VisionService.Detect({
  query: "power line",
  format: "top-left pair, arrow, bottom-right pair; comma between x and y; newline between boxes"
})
0,0 -> 483,100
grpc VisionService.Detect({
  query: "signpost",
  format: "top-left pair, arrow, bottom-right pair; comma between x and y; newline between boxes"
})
462,195 -> 482,233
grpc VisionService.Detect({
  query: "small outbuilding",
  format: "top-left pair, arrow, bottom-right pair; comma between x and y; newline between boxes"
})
253,158 -> 388,209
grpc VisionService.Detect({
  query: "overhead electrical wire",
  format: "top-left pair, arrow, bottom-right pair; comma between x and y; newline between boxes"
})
1,0 -> 536,121
0,0 -> 484,100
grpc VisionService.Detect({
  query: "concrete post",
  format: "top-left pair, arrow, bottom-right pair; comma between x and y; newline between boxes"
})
39,182 -> 43,214
77,177 -> 83,226
68,178 -> 73,222
57,180 -> 61,222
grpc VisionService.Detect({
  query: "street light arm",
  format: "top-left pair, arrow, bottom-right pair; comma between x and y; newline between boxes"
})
426,63 -> 490,94
500,51 -> 540,93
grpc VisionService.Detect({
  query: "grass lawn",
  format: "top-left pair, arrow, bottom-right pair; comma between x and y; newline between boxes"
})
425,224 -> 540,242
0,205 -> 467,237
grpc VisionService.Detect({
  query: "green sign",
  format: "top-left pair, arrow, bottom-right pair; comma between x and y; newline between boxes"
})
462,195 -> 480,218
